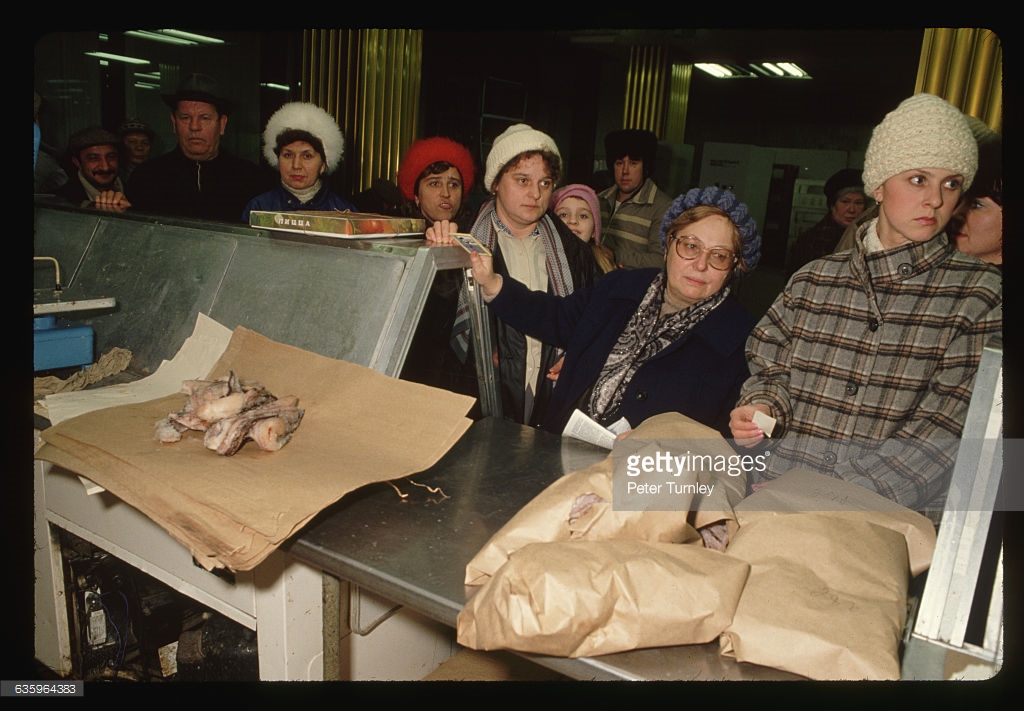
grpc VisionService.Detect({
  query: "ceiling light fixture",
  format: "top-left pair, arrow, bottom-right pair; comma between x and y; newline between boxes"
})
84,51 -> 151,65
156,29 -> 225,44
700,60 -> 811,79
125,29 -> 196,46
777,62 -> 809,78
260,82 -> 291,92
695,63 -> 733,78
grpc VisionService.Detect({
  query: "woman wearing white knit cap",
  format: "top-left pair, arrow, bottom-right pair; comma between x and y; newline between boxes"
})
730,92 -> 1002,515
425,123 -> 599,427
242,102 -> 357,222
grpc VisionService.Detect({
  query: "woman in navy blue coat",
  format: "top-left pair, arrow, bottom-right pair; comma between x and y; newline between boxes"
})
427,186 -> 761,439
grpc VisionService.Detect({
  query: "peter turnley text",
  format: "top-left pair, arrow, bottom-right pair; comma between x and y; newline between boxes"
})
625,451 -> 770,478
627,481 -> 716,495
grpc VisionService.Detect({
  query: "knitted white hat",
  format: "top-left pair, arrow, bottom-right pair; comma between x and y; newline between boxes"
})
483,123 -> 560,192
862,93 -> 977,195
263,102 -> 345,173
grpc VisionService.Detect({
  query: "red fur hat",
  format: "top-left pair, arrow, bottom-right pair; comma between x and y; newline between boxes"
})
397,136 -> 476,201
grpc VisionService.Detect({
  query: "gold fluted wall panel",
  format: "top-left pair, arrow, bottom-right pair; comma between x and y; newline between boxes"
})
664,63 -> 692,144
915,28 -> 1002,134
622,46 -> 669,136
301,29 -> 423,195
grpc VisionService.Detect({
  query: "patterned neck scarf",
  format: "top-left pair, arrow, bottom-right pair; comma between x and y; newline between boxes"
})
587,271 -> 728,424
473,200 -> 574,297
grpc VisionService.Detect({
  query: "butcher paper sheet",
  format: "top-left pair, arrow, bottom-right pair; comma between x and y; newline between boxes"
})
36,325 -> 475,571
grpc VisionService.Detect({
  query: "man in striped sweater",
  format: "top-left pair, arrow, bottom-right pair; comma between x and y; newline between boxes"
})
598,128 -> 674,269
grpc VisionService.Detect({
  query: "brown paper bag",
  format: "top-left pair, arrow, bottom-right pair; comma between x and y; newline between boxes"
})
458,540 -> 750,658
734,468 -> 937,576
464,412 -> 748,586
719,512 -> 911,680
465,458 -> 701,586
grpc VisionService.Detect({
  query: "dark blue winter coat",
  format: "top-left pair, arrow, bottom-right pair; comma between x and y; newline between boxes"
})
486,267 -> 754,439
242,183 -> 358,223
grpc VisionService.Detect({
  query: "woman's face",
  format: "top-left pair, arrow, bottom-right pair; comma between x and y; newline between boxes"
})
278,140 -> 324,191
830,191 -> 867,227
122,132 -> 151,165
873,168 -> 963,249
554,196 -> 595,242
492,153 -> 555,237
664,214 -> 735,308
415,166 -> 463,224
951,195 -> 1002,264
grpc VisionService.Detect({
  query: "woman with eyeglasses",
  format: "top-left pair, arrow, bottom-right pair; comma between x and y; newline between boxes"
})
428,185 -> 760,439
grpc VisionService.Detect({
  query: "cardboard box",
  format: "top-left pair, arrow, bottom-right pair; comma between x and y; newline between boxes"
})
249,210 -> 425,239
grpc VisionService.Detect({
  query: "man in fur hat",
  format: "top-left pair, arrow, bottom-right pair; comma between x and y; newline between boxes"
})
598,128 -> 674,269
125,73 -> 272,222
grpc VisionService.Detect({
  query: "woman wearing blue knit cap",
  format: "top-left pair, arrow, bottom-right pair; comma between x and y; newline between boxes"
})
443,184 -> 761,442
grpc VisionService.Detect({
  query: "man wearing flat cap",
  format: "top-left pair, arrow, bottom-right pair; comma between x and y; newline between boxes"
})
126,73 -> 272,222
598,128 -> 674,269
56,126 -> 126,207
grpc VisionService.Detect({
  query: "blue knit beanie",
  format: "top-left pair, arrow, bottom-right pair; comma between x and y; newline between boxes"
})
659,186 -> 761,273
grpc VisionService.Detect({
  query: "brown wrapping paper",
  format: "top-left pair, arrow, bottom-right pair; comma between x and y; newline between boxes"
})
458,540 -> 751,658
719,512 -> 911,680
458,424 -> 935,678
37,326 -> 475,571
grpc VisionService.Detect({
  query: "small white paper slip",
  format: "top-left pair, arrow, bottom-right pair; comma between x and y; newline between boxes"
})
752,410 -> 777,438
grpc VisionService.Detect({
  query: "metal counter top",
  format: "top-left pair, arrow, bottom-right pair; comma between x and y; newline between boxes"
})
290,416 -> 802,681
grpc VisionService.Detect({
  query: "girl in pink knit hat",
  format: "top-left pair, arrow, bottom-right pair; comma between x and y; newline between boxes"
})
552,184 -> 616,273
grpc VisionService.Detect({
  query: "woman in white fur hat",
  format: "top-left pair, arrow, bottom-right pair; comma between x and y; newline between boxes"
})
730,93 -> 1002,514
242,102 -> 357,222
425,123 -> 600,427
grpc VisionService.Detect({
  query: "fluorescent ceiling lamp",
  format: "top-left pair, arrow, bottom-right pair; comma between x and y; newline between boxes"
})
134,71 -> 161,81
134,82 -> 161,90
761,62 -> 786,76
695,63 -> 732,78
125,29 -> 196,46
777,62 -> 809,78
84,51 -> 151,65
260,82 -> 291,91
156,29 -> 224,44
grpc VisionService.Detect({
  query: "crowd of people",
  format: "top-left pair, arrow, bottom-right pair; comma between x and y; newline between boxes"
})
35,75 -> 1003,529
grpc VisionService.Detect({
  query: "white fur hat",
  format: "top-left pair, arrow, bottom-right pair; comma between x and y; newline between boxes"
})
862,93 -> 976,196
263,102 -> 345,173
483,123 -> 560,192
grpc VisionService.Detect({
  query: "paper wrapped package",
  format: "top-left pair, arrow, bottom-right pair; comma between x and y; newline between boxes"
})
718,469 -> 938,680
458,540 -> 750,658
37,326 -> 475,571
464,412 -> 746,586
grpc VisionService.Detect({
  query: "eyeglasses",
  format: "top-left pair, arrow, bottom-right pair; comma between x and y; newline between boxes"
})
668,235 -> 737,271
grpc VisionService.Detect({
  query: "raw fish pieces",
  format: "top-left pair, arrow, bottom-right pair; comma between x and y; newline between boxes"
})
155,371 -> 304,455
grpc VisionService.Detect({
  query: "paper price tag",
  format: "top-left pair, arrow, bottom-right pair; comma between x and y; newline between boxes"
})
752,410 -> 776,438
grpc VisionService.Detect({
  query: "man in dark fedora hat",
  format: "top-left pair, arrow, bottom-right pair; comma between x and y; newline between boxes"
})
125,73 -> 272,222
